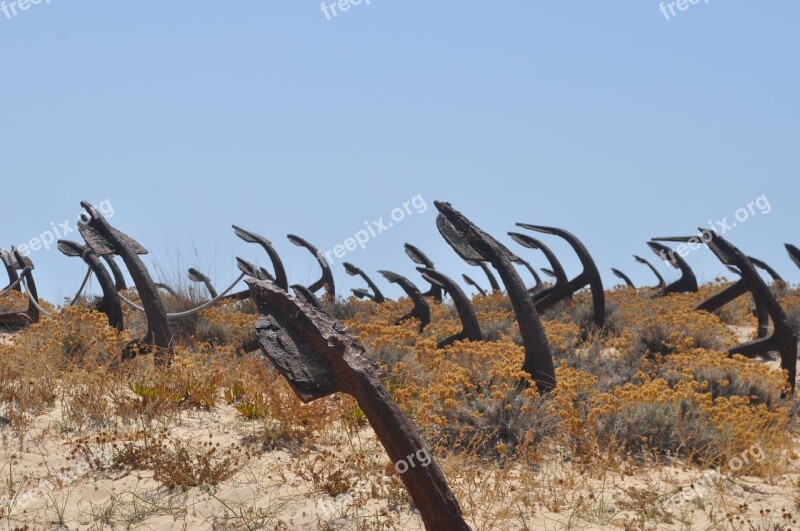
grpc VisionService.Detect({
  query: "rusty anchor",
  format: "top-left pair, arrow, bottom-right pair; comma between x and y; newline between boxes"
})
647,240 -> 699,296
188,268 -> 218,298
58,240 -> 124,331
233,225 -> 289,291
435,202 -> 556,393
247,279 -> 471,530
508,232 -> 569,299
418,267 -> 482,348
698,230 -> 798,391
343,262 -> 385,303
378,270 -> 430,332
516,224 -> 605,331
785,244 -> 800,271
633,254 -> 666,290
404,244 -> 443,302
77,201 -> 173,364
287,234 -> 335,300
611,268 -> 635,288
461,274 -> 487,296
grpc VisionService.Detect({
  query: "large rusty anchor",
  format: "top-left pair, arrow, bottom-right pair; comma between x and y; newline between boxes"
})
516,224 -> 605,331
418,267 -> 482,348
748,256 -> 783,283
699,231 -> 798,392
435,202 -> 556,393
0,249 -> 38,328
657,236 -> 771,339
343,262 -> 385,303
287,234 -> 335,300
58,240 -> 124,331
647,240 -> 699,296
633,254 -> 666,290
233,225 -> 289,290
461,274 -> 487,296
77,201 -> 173,364
378,270 -> 430,332
611,268 -> 635,288
12,249 -> 40,323
248,280 -> 471,530
188,268 -> 218,298
102,256 -> 128,291
509,232 -> 568,298
785,244 -> 800,271
470,261 -> 500,292
1,249 -> 21,293
404,244 -> 443,302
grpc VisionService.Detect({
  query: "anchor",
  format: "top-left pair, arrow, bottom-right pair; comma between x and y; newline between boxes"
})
404,244 -> 443,302
647,240 -> 699,296
633,254 -> 666,290
611,268 -> 635,288
188,268 -> 218,298
77,200 -> 173,364
232,225 -> 289,290
287,234 -> 335,300
516,224 -> 605,331
461,274 -> 487,296
58,240 -> 124,331
435,202 -> 556,393
343,262 -> 385,303
247,279 -> 471,530
378,270 -> 430,332
418,267 -> 482,348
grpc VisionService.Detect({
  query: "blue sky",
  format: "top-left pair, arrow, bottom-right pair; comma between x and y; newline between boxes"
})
1,2 -> 798,303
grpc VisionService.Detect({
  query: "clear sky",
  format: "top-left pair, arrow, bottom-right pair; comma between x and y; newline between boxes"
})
2,2 -> 798,303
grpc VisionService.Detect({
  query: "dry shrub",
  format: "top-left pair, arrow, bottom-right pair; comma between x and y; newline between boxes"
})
392,339 -> 561,459
195,300 -> 257,346
587,373 -> 791,469
0,307 -> 130,430
70,428 -> 241,490
222,354 -> 341,448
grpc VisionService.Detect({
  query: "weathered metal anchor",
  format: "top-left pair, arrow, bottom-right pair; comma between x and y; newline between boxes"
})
436,202 -> 556,393
470,261 -> 500,292
656,236 -> 770,339
647,240 -> 699,296
77,201 -> 172,364
188,268 -> 218,298
508,232 -> 568,299
13,249 -> 39,323
633,254 -> 666,290
232,225 -> 289,290
785,244 -> 800,271
58,240 -> 124,331
287,234 -> 335,300
699,231 -> 798,392
378,270 -> 430,332
247,280 -> 471,530
418,267 -> 482,348
516,224 -> 605,330
102,256 -> 128,291
748,256 -> 783,283
343,262 -> 385,303
461,274 -> 487,296
155,283 -> 179,297
236,257 -> 272,282
0,249 -> 38,328
611,268 -> 635,288
404,244 -> 443,302
1,249 -> 21,293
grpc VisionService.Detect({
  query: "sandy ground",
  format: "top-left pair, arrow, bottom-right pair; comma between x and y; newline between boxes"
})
2,324 -> 799,530
2,395 -> 799,530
